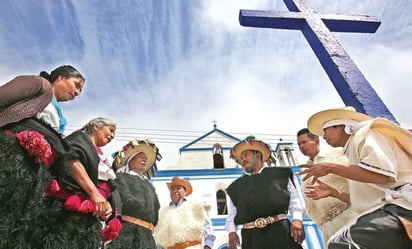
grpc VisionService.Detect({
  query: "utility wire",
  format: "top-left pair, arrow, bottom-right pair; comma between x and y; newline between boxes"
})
64,125 -> 298,147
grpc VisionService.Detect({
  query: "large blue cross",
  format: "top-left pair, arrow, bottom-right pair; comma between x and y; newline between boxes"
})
239,0 -> 397,123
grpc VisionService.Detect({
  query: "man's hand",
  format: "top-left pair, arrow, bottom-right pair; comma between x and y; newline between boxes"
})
290,219 -> 305,244
304,179 -> 332,200
299,163 -> 331,184
228,232 -> 240,249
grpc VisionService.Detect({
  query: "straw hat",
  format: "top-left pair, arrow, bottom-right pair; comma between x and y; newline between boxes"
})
112,139 -> 159,172
230,136 -> 271,164
307,106 -> 372,136
0,76 -> 53,127
166,176 -> 193,196
370,118 -> 412,157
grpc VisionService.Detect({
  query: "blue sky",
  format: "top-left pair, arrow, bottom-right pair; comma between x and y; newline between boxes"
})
1,0 -> 411,168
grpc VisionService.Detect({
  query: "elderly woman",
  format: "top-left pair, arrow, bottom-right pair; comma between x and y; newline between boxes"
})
42,117 -> 117,249
108,139 -> 161,249
0,65 -> 85,248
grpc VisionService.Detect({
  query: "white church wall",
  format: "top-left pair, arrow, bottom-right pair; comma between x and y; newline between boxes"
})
171,149 -> 239,170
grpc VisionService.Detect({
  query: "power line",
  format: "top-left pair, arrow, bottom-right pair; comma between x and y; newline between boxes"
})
64,125 -> 298,147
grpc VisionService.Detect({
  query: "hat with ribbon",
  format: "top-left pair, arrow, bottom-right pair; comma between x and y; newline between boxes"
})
307,106 -> 372,136
112,139 -> 159,172
166,176 -> 193,196
0,76 -> 53,127
230,136 -> 271,164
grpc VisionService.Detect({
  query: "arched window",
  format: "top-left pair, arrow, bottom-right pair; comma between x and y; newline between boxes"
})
213,143 -> 224,169
216,189 -> 227,215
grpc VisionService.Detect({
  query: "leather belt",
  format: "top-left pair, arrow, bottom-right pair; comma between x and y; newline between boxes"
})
242,214 -> 288,229
167,241 -> 201,249
122,215 -> 154,233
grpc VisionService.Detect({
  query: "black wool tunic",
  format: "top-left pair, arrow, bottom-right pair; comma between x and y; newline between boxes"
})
108,173 -> 160,249
41,130 -> 103,249
226,167 -> 303,249
0,118 -> 72,249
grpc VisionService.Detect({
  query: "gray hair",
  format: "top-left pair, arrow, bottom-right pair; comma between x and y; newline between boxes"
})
81,117 -> 116,134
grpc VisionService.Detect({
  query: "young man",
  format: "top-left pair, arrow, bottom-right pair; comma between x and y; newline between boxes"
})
297,128 -> 355,246
300,106 -> 412,249
226,136 -> 305,249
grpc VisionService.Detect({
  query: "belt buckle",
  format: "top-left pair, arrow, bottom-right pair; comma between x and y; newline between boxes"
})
254,217 -> 268,228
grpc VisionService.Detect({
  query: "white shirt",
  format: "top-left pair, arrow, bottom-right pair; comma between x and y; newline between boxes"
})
36,102 -> 59,132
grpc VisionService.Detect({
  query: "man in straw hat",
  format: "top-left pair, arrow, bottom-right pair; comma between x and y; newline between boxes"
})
155,177 -> 215,249
225,136 -> 305,249
109,139 -> 161,249
300,106 -> 412,249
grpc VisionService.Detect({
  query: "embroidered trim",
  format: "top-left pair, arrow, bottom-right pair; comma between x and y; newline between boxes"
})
360,161 -> 395,175
321,202 -> 348,225
6,129 -> 55,169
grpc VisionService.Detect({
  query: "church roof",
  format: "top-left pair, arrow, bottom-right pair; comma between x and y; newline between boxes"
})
179,124 -> 241,153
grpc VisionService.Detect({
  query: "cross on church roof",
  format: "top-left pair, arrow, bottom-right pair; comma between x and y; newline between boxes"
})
239,0 -> 397,123
212,119 -> 218,129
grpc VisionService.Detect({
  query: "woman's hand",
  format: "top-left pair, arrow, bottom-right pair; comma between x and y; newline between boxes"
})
90,191 -> 112,220
68,159 -> 112,219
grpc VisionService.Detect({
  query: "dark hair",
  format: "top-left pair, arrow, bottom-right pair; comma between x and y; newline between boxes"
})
39,65 -> 85,84
297,128 -> 318,140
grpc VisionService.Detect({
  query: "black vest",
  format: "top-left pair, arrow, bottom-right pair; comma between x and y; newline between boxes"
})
226,167 -> 293,225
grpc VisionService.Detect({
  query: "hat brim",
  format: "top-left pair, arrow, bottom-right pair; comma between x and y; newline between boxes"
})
232,140 -> 270,164
123,144 -> 157,172
370,118 -> 412,157
167,178 -> 193,196
308,107 -> 372,136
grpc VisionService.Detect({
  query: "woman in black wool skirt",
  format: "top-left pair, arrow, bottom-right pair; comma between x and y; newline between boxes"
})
108,139 -> 161,249
42,117 -> 118,249
0,65 -> 85,249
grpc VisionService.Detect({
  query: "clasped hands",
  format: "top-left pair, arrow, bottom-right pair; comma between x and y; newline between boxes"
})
91,191 -> 112,221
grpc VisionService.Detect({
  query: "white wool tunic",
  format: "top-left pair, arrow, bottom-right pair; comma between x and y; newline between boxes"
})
155,200 -> 206,249
304,147 -> 358,246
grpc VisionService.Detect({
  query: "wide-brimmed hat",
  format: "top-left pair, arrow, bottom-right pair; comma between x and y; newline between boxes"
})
166,176 -> 193,196
112,139 -> 159,172
308,106 -> 372,136
230,136 -> 271,164
370,118 -> 412,157
0,76 -> 53,127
